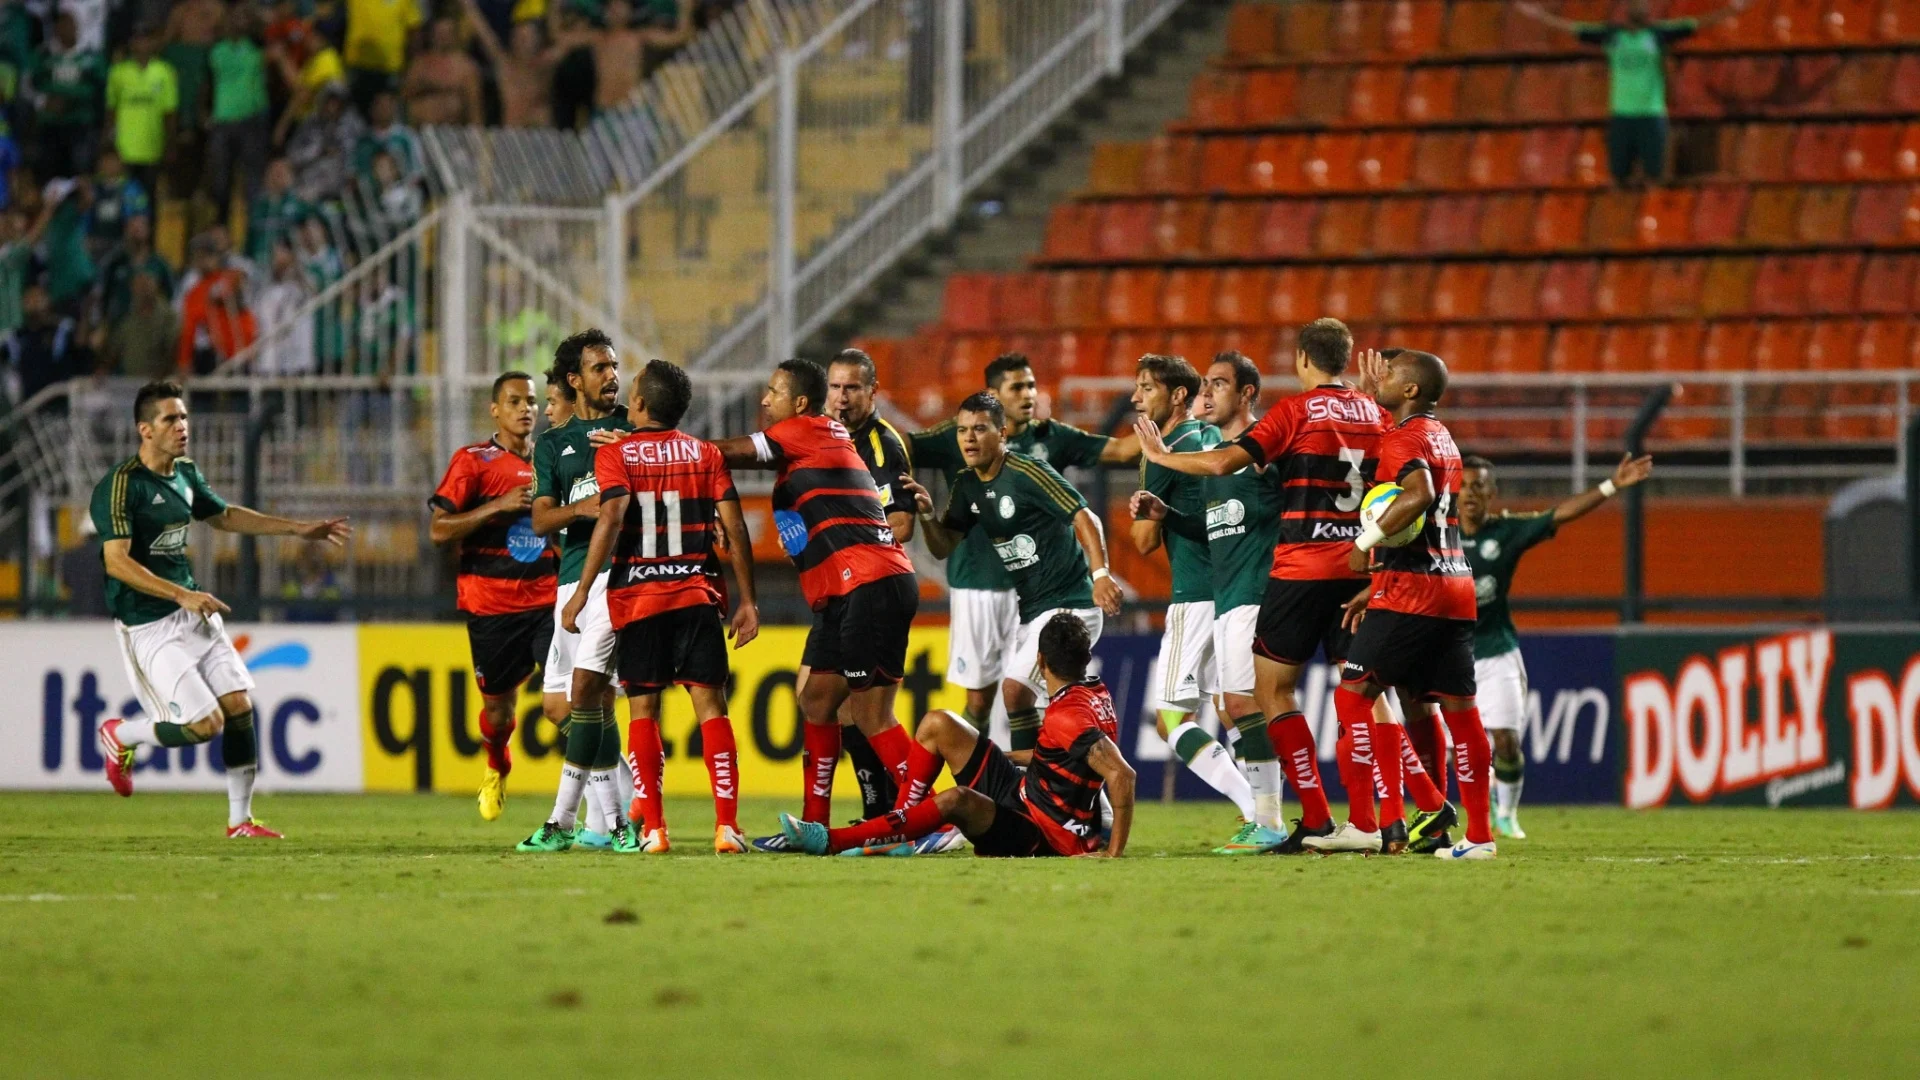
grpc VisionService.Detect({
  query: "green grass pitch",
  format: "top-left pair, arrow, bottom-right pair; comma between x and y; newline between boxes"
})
4,793 -> 1918,1078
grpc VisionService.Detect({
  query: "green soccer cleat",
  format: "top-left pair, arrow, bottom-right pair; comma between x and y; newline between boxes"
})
778,812 -> 830,855
1494,811 -> 1527,840
1408,801 -> 1458,849
516,821 -> 574,853
1213,820 -> 1288,855
609,823 -> 641,853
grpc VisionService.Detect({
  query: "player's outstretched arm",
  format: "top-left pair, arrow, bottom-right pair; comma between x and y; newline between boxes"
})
713,435 -> 771,470
1552,453 -> 1653,526
919,513 -> 962,560
715,496 -> 760,649
1083,736 -> 1135,858
1101,431 -> 1141,466
211,506 -> 351,545
1073,507 -> 1124,615
1513,2 -> 1583,33
429,485 -> 530,545
1129,415 -> 1254,476
1696,0 -> 1750,27
562,493 -> 626,634
102,539 -> 229,618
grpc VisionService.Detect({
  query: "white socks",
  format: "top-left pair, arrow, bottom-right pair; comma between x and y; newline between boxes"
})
115,718 -> 156,746
1495,778 -> 1523,818
1245,760 -> 1284,830
226,765 -> 257,827
551,764 -> 587,829
1169,720 -> 1255,820
586,768 -> 624,833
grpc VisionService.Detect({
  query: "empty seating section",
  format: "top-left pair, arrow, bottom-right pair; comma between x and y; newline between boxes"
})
878,1 -> 1920,446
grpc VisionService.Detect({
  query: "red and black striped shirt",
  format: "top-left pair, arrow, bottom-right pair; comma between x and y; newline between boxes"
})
1231,383 -> 1388,581
1021,677 -> 1121,856
430,439 -> 557,617
756,414 -> 915,610
1369,414 -> 1476,622
594,428 -> 736,629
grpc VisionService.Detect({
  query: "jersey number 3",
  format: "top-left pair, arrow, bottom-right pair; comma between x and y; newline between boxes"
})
1334,448 -> 1366,513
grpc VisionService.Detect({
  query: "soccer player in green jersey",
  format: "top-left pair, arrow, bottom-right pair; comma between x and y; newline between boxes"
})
915,391 -> 1123,760
520,328 -> 638,854
1126,354 -> 1253,819
93,380 -> 351,835
909,353 -> 1136,746
1461,450 -> 1652,838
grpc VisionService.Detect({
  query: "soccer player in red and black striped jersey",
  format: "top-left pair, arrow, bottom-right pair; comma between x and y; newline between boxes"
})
712,359 -> 920,850
1325,348 -> 1496,860
430,370 -> 562,824
779,612 -> 1136,857
564,359 -> 761,854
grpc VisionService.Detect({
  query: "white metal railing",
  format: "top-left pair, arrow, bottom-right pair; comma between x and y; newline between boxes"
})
1058,369 -> 1920,497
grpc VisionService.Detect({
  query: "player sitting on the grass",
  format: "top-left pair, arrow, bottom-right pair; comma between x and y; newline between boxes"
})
429,371 -> 563,824
564,359 -> 762,854
1461,450 -> 1653,840
780,612 -> 1136,857
1126,354 -> 1254,821
94,380 -> 352,837
1330,349 -> 1494,860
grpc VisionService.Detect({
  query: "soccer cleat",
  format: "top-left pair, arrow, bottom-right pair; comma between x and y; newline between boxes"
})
1380,819 -> 1409,855
516,821 -> 574,852
637,828 -> 670,853
1434,839 -> 1498,861
1494,811 -> 1527,839
1213,820 -> 1289,855
912,826 -> 966,855
1409,830 -> 1453,855
838,841 -> 914,857
778,812 -> 830,856
477,768 -> 507,822
751,832 -> 795,853
1273,817 -> 1336,855
1301,822 -> 1383,854
225,819 -> 283,839
1408,801 -> 1457,848
609,823 -> 640,853
573,828 -> 613,851
714,825 -> 749,854
98,718 -> 134,797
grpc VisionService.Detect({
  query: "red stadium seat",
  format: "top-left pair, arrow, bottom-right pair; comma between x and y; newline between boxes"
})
1741,186 -> 1803,246
996,272 -> 1053,330
1830,54 -> 1896,113
1358,131 -> 1415,189
1572,128 -> 1610,186
1486,262 -> 1545,319
1669,58 -> 1721,118
1200,137 -> 1251,194
1088,142 -> 1146,196
1268,266 -> 1330,324
1858,253 -> 1920,312
1519,127 -> 1580,187
1347,67 -> 1406,125
1790,126 -> 1850,183
944,334 -> 1003,394
1685,0 -> 1770,48
1501,2 -> 1560,52
1430,263 -> 1492,320
1768,0 -> 1829,46
1242,70 -> 1300,124
1412,132 -> 1472,189
1216,327 -> 1281,369
1422,195 -> 1483,252
1847,183 -> 1912,245
1899,124 -> 1920,177
1594,259 -> 1654,318
1599,325 -> 1653,374
1150,199 -> 1209,259
1160,269 -> 1217,327
1538,259 -> 1599,319
1212,267 -> 1271,325
1826,318 -> 1903,438
1224,3 -> 1282,61
1648,258 -> 1708,317
1891,54 -> 1920,112
1702,321 -> 1760,373
1094,201 -> 1154,261
1280,0 -> 1332,56
1140,136 -> 1201,195
1049,330 -> 1110,380
1043,203 -> 1101,262
1331,0 -> 1390,56
1586,190 -> 1641,250
1823,0 -> 1879,44
1701,257 -> 1758,317
1752,254 -> 1811,315
1531,191 -> 1591,251
1385,1 -> 1446,55
1563,62 -> 1612,122
1186,72 -> 1244,129
1794,186 -> 1853,245
1646,321 -> 1706,371
1402,67 -> 1460,123
1805,320 -> 1861,371
1322,265 -> 1383,322
1050,270 -> 1106,327
1457,64 -> 1514,122
1443,1 -> 1507,54
1243,135 -> 1306,195
1479,193 -> 1538,252
1304,133 -> 1365,191
1436,327 -> 1494,373
1731,123 -> 1795,181
1203,201 -> 1262,259
1843,123 -> 1902,179
1370,197 -> 1428,255
1690,184 -> 1752,246
1103,269 -> 1165,328
1487,325 -> 1550,374
1466,130 -> 1525,189
1165,330 -> 1222,368
1547,325 -> 1605,373
1377,262 -> 1437,323
942,273 -> 996,330
1635,187 -> 1695,247
1508,64 -> 1574,123
1295,68 -> 1353,126
1256,199 -> 1320,255
1105,330 -> 1166,376
1884,0 -> 1920,43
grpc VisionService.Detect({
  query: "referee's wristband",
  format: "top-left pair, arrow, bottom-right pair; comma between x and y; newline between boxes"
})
1355,522 -> 1387,553
1598,479 -> 1618,498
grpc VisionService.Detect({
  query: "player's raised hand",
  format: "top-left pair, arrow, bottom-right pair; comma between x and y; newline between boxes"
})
1130,415 -> 1168,461
1612,453 -> 1654,490
729,600 -> 760,649
1355,348 -> 1388,394
1093,574 -> 1123,616
493,485 -> 533,514
1130,490 -> 1168,521
179,589 -> 231,619
559,591 -> 586,634
586,428 -> 623,447
897,473 -> 934,516
298,518 -> 352,546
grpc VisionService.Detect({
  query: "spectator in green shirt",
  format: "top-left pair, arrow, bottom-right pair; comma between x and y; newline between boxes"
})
206,4 -> 272,213
0,203 -> 55,337
246,157 -> 314,262
94,213 -> 174,325
31,14 -> 107,178
106,32 -> 179,198
1518,0 -> 1748,186
42,182 -> 97,314
86,149 -> 152,259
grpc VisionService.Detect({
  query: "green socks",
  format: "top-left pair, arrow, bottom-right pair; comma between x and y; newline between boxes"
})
155,722 -> 204,747
221,710 -> 257,769
1008,708 -> 1040,752
1233,712 -> 1275,761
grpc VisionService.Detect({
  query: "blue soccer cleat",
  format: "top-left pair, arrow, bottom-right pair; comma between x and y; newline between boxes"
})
778,813 -> 830,855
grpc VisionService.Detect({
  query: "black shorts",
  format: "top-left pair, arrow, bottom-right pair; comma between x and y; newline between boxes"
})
952,736 -> 1055,858
467,608 -> 554,696
1342,609 -> 1477,700
1254,577 -> 1366,666
799,572 -> 918,690
617,603 -> 729,693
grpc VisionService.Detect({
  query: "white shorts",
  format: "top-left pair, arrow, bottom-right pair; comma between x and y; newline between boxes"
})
1212,603 -> 1259,698
945,587 -> 1021,691
1474,649 -> 1529,733
115,608 -> 255,725
1153,600 -> 1217,712
544,572 -> 616,696
1010,607 -> 1105,702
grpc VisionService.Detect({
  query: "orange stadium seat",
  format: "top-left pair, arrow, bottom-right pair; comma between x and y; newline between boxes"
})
1466,130 -> 1525,189
1163,329 -> 1219,366
1088,142 -> 1145,196
1213,267 -> 1271,324
1430,262 -> 1492,320
1795,185 -> 1853,245
1371,196 -> 1429,254
1790,126 -> 1850,182
1731,123 -> 1795,181
1257,199 -> 1320,255
1648,257 -> 1708,317
1807,251 -> 1863,309
1151,199 -> 1208,259
1546,324 -> 1604,373
1295,68 -> 1353,126
942,274 -> 996,330
1331,0 -> 1389,55
1358,131 -> 1415,189
1564,62 -> 1612,121
1586,190 -> 1642,250
1457,64 -> 1514,122
1595,259 -> 1654,318
1646,321 -> 1706,371
1200,136 -> 1251,194
1883,0 -> 1920,43
1830,54 -> 1896,113
1900,125 -> 1920,177
1702,320 -> 1759,373
1160,269 -> 1217,327
1423,195 -> 1484,251
1486,262 -> 1545,319
1245,134 -> 1307,193
1531,191 -> 1591,251
1047,330 -> 1108,379
1210,326 -> 1278,368
1203,201 -> 1263,259
1822,0 -> 1879,44
1386,0 -> 1447,55
1519,126 -> 1580,187
1825,319 -> 1899,438
1539,259 -> 1600,319
1104,269 -> 1165,328
1752,254 -> 1811,314
1304,133 -> 1365,191
1668,58 -> 1721,118
1487,325 -> 1550,374
1051,270 -> 1106,327
1280,0 -> 1332,56
1843,124 -> 1902,180
1269,266 -> 1330,324
1858,253 -> 1919,311
1223,4 -> 1281,61
1314,199 -> 1375,254
1753,319 -> 1817,438
1846,183 -> 1911,244
1891,55 -> 1920,112
1413,132 -> 1473,189
1691,184 -> 1751,246
1635,187 -> 1695,247
944,334 -> 1002,393
1095,201 -> 1154,260
1508,64 -> 1574,123
1043,203 -> 1100,262
1599,325 -> 1653,373
1742,186 -> 1803,246
996,272 -> 1053,330
1242,70 -> 1300,125
1187,72 -> 1245,129
1347,67 -> 1406,125
1141,136 -> 1201,195
1690,0 -> 1773,48
1436,326 -> 1494,371
1805,320 -> 1861,371
1444,1 -> 1507,54
1701,256 -> 1759,316
1402,67 -> 1460,123
1572,128 -> 1610,186
1322,265 -> 1382,322
1105,330 -> 1165,375
1479,193 -> 1538,252
1377,262 -> 1437,322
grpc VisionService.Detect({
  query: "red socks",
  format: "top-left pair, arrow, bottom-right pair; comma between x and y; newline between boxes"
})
896,736 -> 943,809
1406,710 -> 1448,801
478,709 -> 514,775
1442,704 -> 1494,844
701,717 -> 738,829
628,717 -> 665,833
1332,687 -> 1379,833
866,724 -> 912,792
825,799 -> 945,854
1268,711 -> 1332,828
1399,725 -> 1447,814
1376,722 -> 1406,827
802,721 -> 842,823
